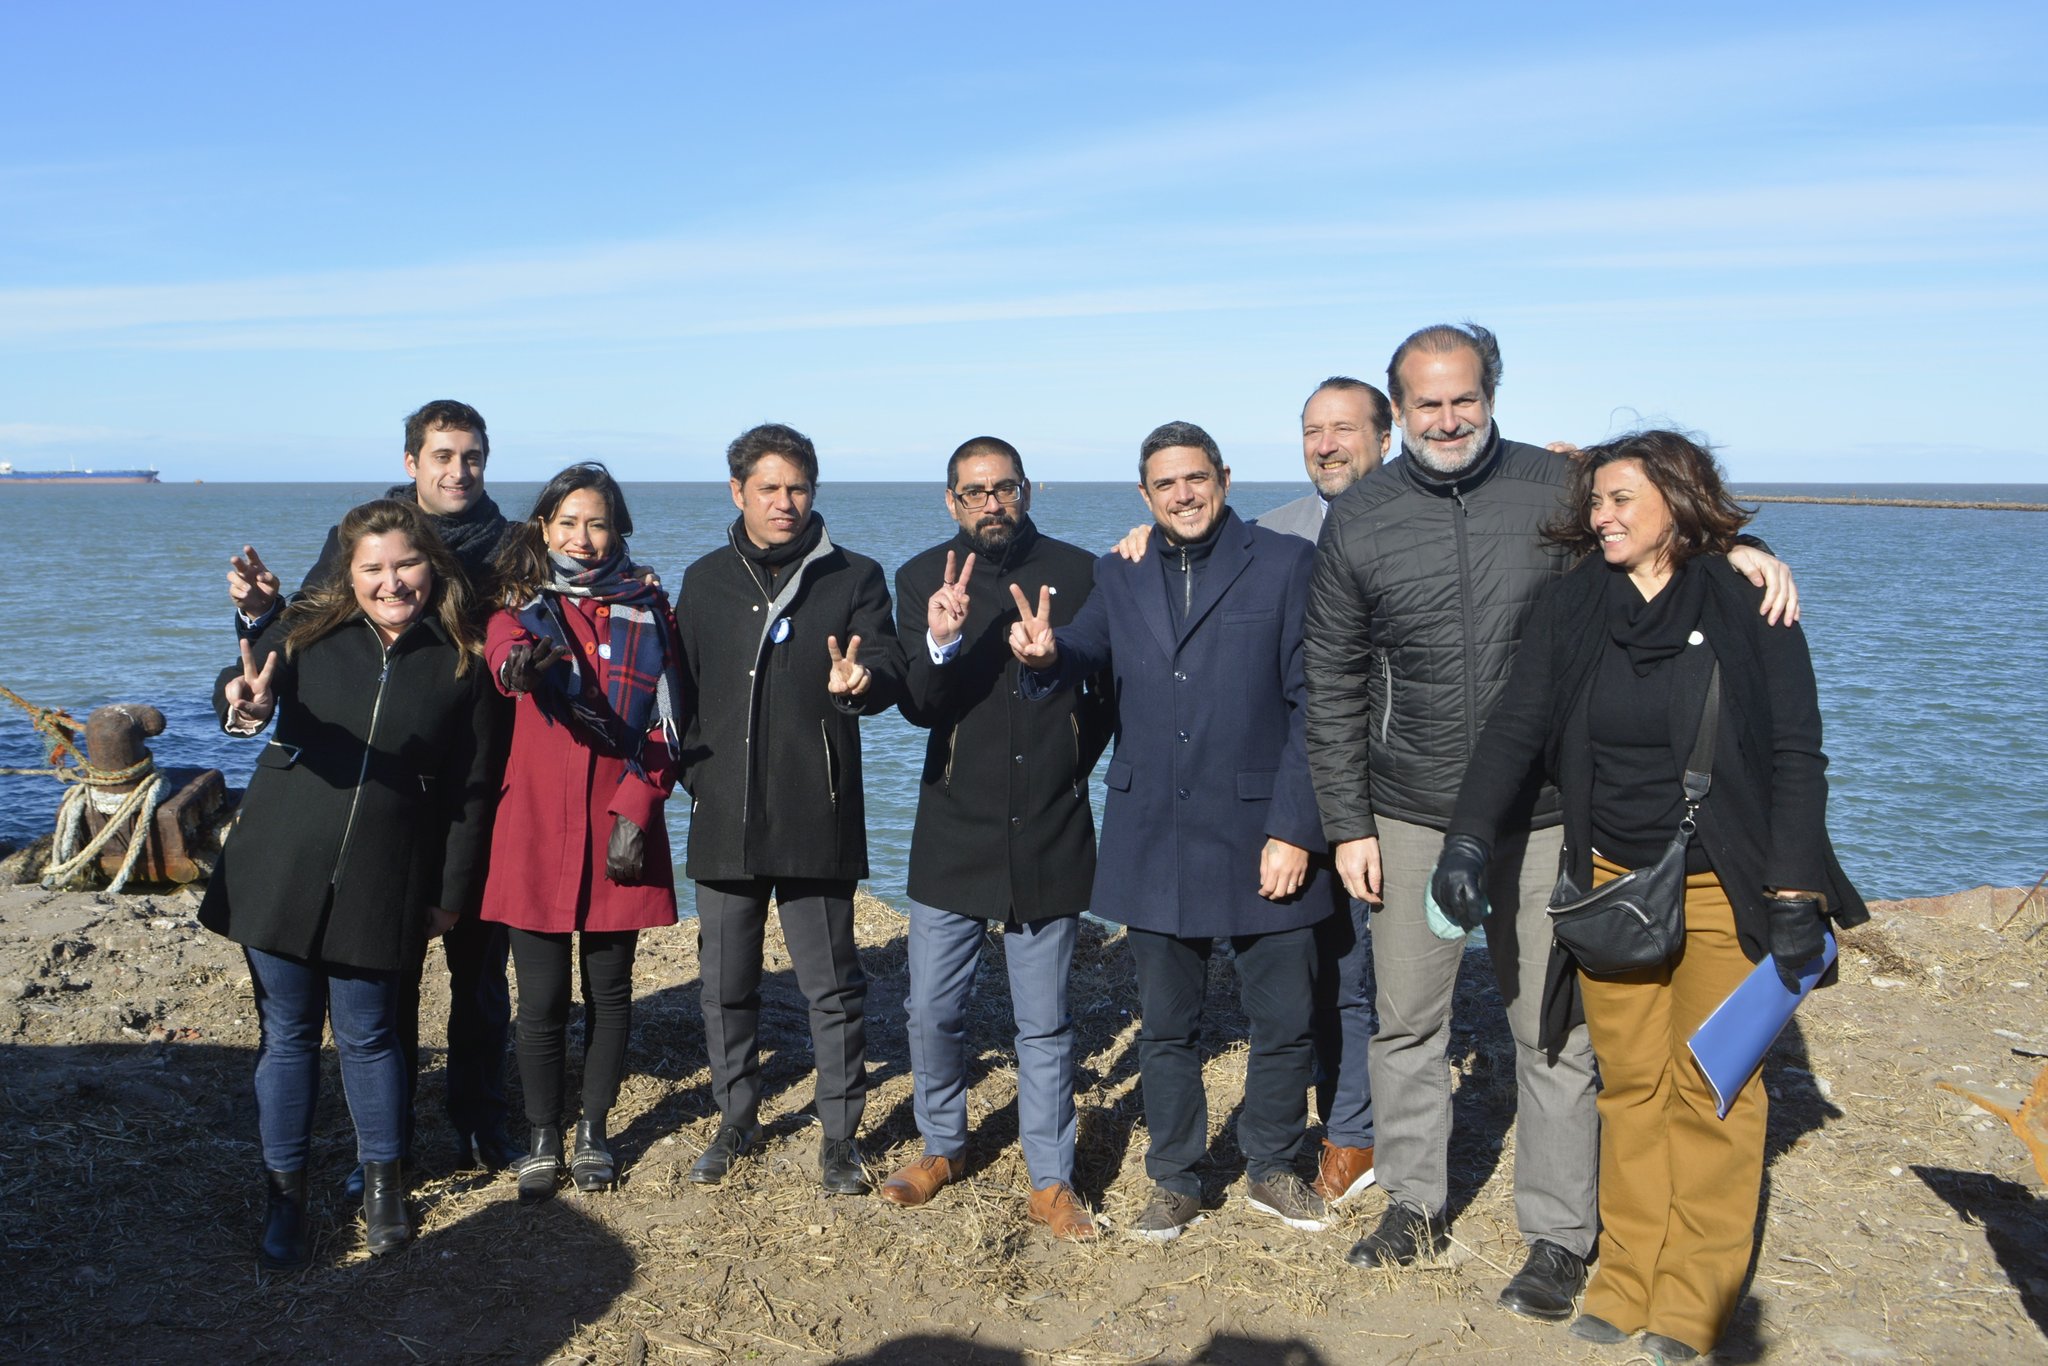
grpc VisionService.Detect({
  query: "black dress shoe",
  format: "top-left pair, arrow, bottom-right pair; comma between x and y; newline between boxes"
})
1642,1331 -> 1703,1362
362,1160 -> 410,1255
1569,1314 -> 1629,1345
689,1124 -> 755,1186
1497,1239 -> 1587,1321
258,1169 -> 310,1273
463,1121 -> 523,1172
571,1117 -> 615,1192
517,1125 -> 564,1204
819,1137 -> 870,1196
1345,1201 -> 1446,1267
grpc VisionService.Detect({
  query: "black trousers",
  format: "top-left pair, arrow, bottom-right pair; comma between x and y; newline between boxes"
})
395,915 -> 512,1152
506,928 -> 640,1127
1125,925 -> 1316,1197
694,877 -> 867,1141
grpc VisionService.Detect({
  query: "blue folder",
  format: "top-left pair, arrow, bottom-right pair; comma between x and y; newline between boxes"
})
1687,932 -> 1837,1118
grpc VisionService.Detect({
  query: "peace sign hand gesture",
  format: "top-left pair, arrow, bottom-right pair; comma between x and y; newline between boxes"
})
224,637 -> 280,732
1007,583 -> 1058,669
227,544 -> 282,618
826,634 -> 871,697
927,550 -> 976,648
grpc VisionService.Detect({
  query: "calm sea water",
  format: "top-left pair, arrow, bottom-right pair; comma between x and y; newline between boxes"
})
2,480 -> 2043,902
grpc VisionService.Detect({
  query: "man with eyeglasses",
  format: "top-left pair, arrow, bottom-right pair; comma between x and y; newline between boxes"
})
882,436 -> 1115,1240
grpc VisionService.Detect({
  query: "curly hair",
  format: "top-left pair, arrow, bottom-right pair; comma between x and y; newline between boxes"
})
282,500 -> 483,673
1544,429 -> 1753,570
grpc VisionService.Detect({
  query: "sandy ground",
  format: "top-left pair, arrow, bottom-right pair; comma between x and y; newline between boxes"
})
0,866 -> 2044,1365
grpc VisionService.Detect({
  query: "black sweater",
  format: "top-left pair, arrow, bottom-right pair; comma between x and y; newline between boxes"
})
1448,553 -> 1868,970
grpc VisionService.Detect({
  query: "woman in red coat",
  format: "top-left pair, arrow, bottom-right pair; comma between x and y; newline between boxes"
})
482,463 -> 683,1200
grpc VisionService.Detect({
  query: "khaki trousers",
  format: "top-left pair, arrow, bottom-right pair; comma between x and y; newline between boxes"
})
1579,858 -> 1765,1353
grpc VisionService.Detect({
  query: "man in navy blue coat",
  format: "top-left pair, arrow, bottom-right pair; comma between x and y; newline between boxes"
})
1009,420 -> 1343,1241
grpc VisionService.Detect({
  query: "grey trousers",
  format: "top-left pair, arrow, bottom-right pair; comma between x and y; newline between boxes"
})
1368,817 -> 1599,1258
695,877 -> 868,1142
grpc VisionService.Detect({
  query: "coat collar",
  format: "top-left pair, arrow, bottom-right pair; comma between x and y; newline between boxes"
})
1136,506 -> 1255,654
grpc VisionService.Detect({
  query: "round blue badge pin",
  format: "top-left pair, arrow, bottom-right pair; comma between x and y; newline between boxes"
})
770,616 -> 792,645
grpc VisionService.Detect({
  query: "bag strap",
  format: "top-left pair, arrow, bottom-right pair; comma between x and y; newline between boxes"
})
1680,660 -> 1721,814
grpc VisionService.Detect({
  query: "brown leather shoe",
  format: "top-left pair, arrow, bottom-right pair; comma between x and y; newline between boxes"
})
878,1154 -> 957,1207
1027,1180 -> 1099,1241
1311,1140 -> 1376,1205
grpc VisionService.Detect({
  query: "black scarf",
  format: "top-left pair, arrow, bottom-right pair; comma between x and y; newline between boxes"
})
1606,559 -> 1707,675
729,512 -> 826,596
382,482 -> 509,577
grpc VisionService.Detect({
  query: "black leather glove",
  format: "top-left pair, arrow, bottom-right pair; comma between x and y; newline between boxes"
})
1431,833 -> 1493,931
605,813 -> 646,885
500,638 -> 567,695
1767,894 -> 1827,992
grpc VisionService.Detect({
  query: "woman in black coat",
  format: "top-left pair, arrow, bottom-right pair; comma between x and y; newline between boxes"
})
1435,431 -> 1866,1363
200,499 -> 496,1272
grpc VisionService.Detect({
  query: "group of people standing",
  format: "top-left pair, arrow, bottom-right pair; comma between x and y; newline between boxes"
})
199,320 -> 1866,1365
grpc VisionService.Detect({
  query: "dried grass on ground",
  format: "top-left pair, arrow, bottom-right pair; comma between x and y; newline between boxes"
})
1,877 -> 2044,1364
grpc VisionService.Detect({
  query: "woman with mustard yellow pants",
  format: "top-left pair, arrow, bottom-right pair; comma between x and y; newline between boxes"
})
1434,430 -> 1864,1362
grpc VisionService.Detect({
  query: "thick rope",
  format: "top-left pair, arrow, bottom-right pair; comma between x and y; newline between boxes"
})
43,770 -> 165,893
6,683 -> 168,892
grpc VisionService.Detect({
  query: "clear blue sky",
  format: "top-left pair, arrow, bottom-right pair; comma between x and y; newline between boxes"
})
3,1 -> 2042,485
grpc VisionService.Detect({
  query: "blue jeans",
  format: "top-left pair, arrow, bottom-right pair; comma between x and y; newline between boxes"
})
247,946 -> 406,1172
1310,897 -> 1377,1148
905,901 -> 1078,1188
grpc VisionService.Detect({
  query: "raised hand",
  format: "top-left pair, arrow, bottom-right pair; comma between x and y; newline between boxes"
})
826,634 -> 871,696
501,637 -> 568,694
227,544 -> 281,618
1111,524 -> 1153,563
1007,583 -> 1058,669
224,636 -> 279,728
927,550 -> 976,647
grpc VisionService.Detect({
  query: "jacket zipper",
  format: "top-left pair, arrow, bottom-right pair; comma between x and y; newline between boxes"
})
332,629 -> 395,887
1450,485 -> 1480,753
1176,545 -> 1193,617
1378,652 -> 1394,745
819,719 -> 838,808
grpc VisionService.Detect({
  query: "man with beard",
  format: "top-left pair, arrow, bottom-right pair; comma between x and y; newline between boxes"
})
223,399 -> 518,1182
878,436 -> 1115,1240
677,422 -> 905,1196
1257,376 -> 1393,1212
1254,375 -> 1394,540
1302,324 -> 1797,1322
1010,421 -> 1342,1241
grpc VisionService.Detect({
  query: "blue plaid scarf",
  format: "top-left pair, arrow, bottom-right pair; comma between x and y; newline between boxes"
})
513,548 -> 682,778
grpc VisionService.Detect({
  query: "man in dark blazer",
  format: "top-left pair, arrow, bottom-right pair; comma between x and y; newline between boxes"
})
1010,421 -> 1343,1241
882,436 -> 1115,1240
676,422 -> 906,1196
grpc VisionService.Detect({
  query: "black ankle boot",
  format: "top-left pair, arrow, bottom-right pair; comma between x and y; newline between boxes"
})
259,1169 -> 310,1272
361,1160 -> 410,1255
517,1125 -> 564,1204
571,1117 -> 615,1192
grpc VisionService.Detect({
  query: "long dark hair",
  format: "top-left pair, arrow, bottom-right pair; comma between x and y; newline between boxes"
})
282,500 -> 482,673
1544,429 -> 1753,570
492,462 -> 635,605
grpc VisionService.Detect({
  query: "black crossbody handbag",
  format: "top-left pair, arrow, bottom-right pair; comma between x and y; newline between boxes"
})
1546,661 -> 1720,976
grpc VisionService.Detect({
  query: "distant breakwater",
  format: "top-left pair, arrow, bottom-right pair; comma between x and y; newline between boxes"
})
1736,493 -> 2048,512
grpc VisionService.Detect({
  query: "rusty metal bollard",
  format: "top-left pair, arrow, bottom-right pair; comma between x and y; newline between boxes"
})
75,703 -> 230,885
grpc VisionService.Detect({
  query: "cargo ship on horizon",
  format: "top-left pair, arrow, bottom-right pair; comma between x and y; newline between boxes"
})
0,461 -> 160,485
